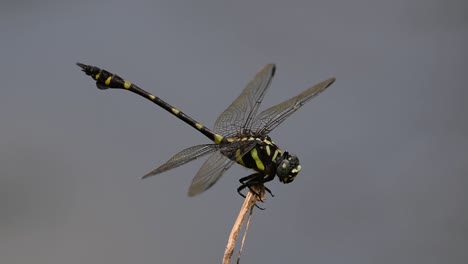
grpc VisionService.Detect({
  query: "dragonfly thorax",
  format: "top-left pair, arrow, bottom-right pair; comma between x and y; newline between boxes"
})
275,152 -> 301,183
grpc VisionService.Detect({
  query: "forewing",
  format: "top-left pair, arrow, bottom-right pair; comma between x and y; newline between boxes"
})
252,78 -> 335,135
187,141 -> 257,196
142,144 -> 219,179
213,64 -> 276,137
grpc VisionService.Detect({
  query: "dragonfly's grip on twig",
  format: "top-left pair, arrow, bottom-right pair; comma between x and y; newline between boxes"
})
222,184 -> 265,264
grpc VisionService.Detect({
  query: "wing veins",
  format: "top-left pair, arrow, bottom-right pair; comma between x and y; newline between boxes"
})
187,140 -> 258,196
213,64 -> 276,137
254,78 -> 335,135
142,144 -> 219,179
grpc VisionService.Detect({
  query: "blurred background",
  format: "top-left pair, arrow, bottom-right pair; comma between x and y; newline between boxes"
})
1,0 -> 466,263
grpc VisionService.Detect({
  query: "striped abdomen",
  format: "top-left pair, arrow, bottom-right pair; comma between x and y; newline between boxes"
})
77,63 -> 225,144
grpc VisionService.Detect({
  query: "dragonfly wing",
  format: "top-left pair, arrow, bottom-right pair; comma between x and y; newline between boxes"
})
142,144 -> 219,178
213,64 -> 276,137
252,78 -> 335,135
187,151 -> 234,196
188,141 -> 257,196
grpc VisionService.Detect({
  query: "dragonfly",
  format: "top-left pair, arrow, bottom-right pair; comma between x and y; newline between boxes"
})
77,62 -> 335,198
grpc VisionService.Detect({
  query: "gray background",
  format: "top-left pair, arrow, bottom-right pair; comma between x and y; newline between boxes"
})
1,0 -> 467,263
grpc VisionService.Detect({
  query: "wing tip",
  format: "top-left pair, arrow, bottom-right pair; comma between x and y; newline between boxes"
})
259,63 -> 276,77
187,188 -> 199,197
266,63 -> 276,76
141,171 -> 156,179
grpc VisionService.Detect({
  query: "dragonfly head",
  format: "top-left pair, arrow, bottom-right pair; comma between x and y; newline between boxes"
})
276,152 -> 301,184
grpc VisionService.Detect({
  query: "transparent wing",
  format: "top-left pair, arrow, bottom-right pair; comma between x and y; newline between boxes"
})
142,144 -> 219,178
213,64 -> 276,137
252,78 -> 335,135
187,141 -> 257,196
187,151 -> 233,196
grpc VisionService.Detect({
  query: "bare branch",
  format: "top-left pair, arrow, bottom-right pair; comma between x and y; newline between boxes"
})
236,204 -> 254,264
222,185 -> 265,264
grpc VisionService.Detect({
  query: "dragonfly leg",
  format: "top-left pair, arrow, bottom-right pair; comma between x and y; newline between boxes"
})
237,183 -> 265,210
238,173 -> 276,201
264,186 -> 274,197
237,173 -> 261,198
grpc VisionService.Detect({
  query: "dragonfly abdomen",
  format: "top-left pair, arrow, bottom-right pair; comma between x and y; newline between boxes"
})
77,63 -> 224,144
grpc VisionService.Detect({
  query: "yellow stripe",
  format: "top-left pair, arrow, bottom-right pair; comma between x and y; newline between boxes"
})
235,149 -> 245,166
94,72 -> 101,80
265,145 -> 271,156
214,134 -> 223,144
272,149 -> 280,162
105,76 -> 112,86
123,81 -> 131,89
148,94 -> 156,100
195,123 -> 203,130
291,165 -> 302,174
251,148 -> 265,171
171,108 -> 180,114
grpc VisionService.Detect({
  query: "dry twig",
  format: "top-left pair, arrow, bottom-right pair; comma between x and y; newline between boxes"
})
236,204 -> 254,264
222,185 -> 265,264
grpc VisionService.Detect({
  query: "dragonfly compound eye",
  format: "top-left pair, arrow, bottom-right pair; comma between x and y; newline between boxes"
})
276,153 -> 301,184
276,153 -> 300,183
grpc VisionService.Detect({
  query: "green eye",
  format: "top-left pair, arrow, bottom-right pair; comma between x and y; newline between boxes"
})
277,160 -> 290,177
